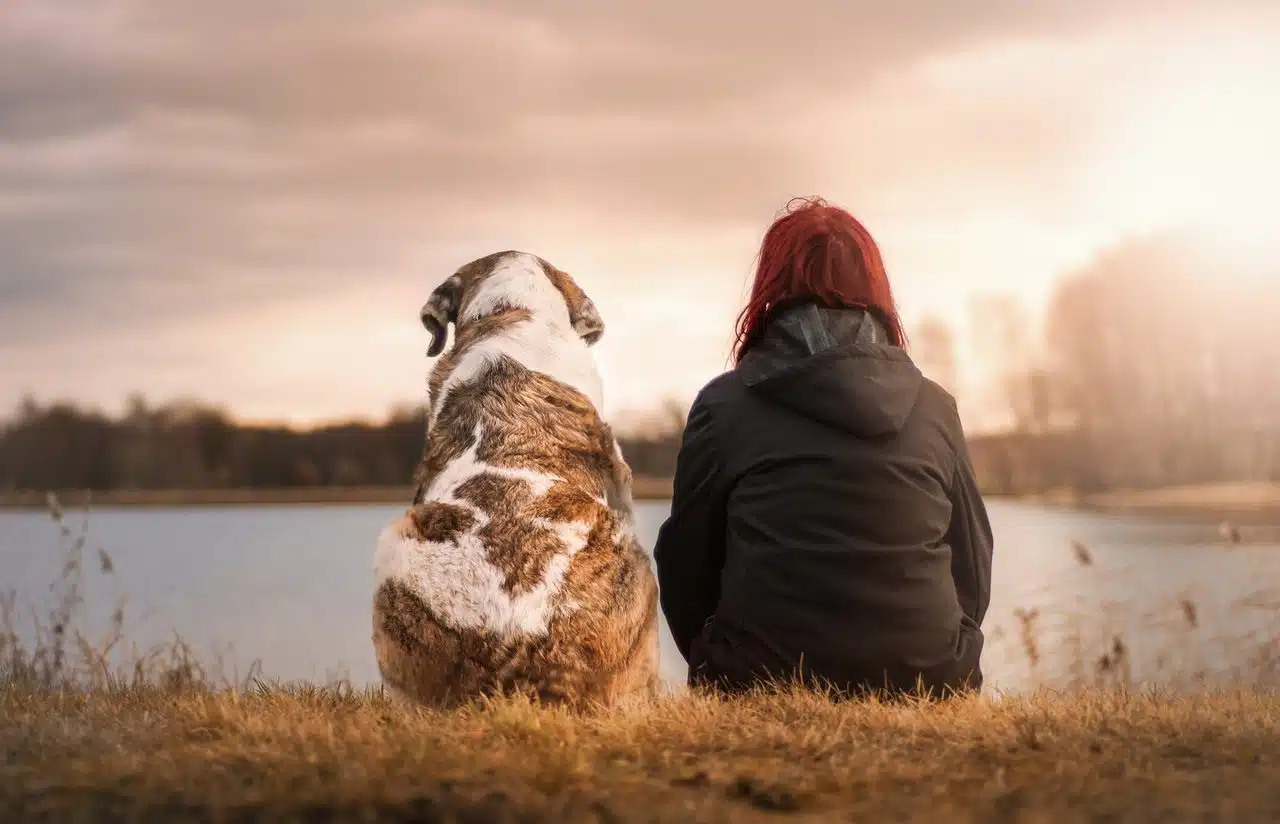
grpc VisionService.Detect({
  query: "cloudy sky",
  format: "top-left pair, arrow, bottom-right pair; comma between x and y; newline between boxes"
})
3,1 -> 1278,430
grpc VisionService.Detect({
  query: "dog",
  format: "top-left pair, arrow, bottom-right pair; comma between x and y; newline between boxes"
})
372,250 -> 661,710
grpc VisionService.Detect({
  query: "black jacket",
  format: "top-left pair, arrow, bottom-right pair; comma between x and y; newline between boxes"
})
653,301 -> 993,697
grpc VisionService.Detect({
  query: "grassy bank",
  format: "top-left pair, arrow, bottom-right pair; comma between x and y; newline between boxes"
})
4,683 -> 1280,823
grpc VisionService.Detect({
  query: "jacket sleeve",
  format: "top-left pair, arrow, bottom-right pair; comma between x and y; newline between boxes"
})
946,429 -> 994,627
653,393 -> 730,662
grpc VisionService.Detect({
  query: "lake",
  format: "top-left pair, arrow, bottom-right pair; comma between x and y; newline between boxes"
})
2,501 -> 1278,692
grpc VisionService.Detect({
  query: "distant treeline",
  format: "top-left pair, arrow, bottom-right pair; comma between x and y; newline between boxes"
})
955,234 -> 1280,494
4,234 -> 1278,497
0,396 -> 685,494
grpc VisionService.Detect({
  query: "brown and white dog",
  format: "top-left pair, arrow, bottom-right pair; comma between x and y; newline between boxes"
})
372,250 -> 660,710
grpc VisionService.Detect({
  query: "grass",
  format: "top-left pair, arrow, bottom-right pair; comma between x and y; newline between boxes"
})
3,497 -> 1280,822
5,684 -> 1280,822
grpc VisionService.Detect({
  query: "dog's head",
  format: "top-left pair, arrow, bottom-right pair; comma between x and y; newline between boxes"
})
421,251 -> 604,357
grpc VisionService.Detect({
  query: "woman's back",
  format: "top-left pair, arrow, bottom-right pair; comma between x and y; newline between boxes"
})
653,197 -> 993,698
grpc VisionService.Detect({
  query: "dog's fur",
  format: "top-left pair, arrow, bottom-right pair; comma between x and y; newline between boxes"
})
372,251 -> 660,710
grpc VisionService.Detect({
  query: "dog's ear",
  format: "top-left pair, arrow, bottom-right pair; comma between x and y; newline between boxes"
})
542,263 -> 605,346
571,296 -> 604,346
421,275 -> 463,357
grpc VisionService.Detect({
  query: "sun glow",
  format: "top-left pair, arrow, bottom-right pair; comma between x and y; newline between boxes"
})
1081,41 -> 1280,267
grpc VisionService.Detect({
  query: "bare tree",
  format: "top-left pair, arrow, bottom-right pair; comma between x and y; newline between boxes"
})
1043,233 -> 1280,491
912,315 -> 959,398
968,294 -> 1048,434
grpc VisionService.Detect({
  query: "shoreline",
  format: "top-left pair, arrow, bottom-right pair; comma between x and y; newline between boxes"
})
1014,482 -> 1280,525
0,476 -> 676,510
2,480 -> 1278,524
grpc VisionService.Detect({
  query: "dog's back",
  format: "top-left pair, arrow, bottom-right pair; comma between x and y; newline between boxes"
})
373,252 -> 659,709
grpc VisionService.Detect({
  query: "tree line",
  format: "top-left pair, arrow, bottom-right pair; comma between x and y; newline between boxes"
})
0,395 -> 687,494
3,233 -> 1276,496
1037,234 -> 1280,491
918,233 -> 1280,493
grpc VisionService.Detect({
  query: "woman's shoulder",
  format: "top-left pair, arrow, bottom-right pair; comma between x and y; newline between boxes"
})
915,375 -> 960,416
913,376 -> 969,447
690,369 -> 746,411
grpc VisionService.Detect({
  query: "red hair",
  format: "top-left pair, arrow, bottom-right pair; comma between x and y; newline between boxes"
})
732,196 -> 906,364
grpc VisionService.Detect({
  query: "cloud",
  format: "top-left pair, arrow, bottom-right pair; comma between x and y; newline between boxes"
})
1,0 -> 1277,420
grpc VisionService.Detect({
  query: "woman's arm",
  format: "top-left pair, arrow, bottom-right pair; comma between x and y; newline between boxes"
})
945,432 -> 994,627
653,393 -> 730,662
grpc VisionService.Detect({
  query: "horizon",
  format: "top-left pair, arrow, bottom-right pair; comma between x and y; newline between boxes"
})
3,1 -> 1279,433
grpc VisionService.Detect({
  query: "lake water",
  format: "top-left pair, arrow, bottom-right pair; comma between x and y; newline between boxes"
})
2,501 -> 1278,692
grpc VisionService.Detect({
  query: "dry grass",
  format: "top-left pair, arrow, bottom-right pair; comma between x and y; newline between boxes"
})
0,495 -> 264,694
4,498 -> 1280,822
3,683 -> 1279,823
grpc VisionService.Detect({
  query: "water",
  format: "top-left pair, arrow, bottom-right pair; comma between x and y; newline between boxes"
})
2,501 -> 1278,692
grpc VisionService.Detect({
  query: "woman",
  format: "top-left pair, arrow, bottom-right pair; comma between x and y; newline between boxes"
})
653,197 -> 993,698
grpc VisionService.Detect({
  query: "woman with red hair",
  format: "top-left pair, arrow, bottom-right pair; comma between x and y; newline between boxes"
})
653,197 -> 993,698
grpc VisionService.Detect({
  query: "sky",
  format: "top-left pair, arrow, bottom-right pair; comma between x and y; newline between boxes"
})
2,1 -> 1278,432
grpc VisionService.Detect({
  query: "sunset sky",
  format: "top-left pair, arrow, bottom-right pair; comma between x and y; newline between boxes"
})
2,1 -> 1278,432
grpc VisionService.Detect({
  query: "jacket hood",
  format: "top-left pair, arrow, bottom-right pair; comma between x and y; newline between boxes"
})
738,301 -> 923,437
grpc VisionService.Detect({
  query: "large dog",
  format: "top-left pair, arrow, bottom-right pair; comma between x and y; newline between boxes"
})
372,250 -> 660,710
